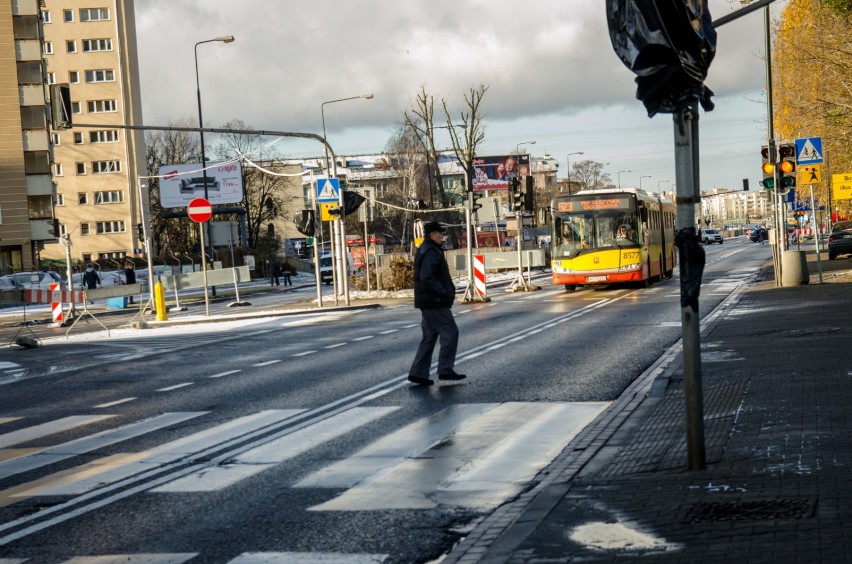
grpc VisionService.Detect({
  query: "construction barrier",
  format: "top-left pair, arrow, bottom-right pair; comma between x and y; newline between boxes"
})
50,283 -> 62,323
24,288 -> 85,304
473,255 -> 487,299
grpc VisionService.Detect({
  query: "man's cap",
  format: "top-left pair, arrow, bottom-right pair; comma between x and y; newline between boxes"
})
423,221 -> 446,235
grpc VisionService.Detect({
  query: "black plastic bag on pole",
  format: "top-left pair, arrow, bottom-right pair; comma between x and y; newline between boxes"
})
343,190 -> 366,216
606,0 -> 717,116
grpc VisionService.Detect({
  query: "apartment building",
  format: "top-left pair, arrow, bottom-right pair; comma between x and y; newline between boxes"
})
40,0 -> 145,265
0,0 -> 58,274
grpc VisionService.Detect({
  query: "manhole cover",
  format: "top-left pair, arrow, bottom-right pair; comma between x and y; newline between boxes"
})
684,498 -> 816,523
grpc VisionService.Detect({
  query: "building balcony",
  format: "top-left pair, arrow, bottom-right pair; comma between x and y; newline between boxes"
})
12,0 -> 40,16
15,39 -> 41,61
30,218 -> 59,242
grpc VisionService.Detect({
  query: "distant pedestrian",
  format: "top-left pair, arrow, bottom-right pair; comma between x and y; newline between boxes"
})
270,260 -> 280,286
282,259 -> 293,286
82,263 -> 100,304
124,262 -> 136,304
408,221 -> 465,386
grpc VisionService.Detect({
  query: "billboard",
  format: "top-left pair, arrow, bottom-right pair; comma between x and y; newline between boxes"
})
472,154 -> 530,191
158,162 -> 244,208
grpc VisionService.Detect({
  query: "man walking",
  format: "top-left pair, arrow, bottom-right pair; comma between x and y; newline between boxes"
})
408,221 -> 465,385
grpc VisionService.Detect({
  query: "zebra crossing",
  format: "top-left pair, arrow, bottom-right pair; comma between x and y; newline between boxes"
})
0,399 -> 609,557
0,551 -> 389,563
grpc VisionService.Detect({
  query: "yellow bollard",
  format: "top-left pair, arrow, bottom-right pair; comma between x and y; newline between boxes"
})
154,281 -> 168,321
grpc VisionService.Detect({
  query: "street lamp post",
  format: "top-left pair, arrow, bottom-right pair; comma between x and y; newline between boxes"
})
566,151 -> 584,194
658,179 -> 671,194
515,140 -> 536,155
639,175 -> 652,190
618,169 -> 631,190
195,35 -> 234,285
320,94 -> 374,306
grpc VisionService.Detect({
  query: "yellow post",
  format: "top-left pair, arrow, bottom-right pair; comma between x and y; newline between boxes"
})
154,281 -> 168,321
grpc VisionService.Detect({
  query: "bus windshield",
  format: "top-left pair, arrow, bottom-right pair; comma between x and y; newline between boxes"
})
553,209 -> 639,257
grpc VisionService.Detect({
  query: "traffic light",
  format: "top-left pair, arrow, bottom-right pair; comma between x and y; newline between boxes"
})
137,223 -> 144,239
293,209 -> 315,236
508,177 -> 524,211
470,190 -> 484,213
760,145 -> 775,189
779,143 -> 796,189
523,175 -> 534,211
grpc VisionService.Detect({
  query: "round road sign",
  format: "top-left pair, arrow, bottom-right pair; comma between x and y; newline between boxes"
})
187,197 -> 213,223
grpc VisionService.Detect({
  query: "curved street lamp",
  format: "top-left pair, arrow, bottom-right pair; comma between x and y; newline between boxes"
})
658,179 -> 671,193
321,94 -> 374,171
515,140 -> 536,155
639,175 -> 652,190
195,35 -> 235,292
617,169 -> 631,190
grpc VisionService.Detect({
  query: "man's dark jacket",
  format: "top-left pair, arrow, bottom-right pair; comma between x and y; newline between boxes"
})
413,238 -> 455,309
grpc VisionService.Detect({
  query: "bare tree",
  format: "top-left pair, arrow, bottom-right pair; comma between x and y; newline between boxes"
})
571,160 -> 612,191
144,119 -> 201,257
404,86 -> 448,207
442,84 -> 489,197
212,119 -> 294,249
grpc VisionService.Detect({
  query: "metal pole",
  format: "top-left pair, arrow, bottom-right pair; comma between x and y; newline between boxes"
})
195,40 -> 219,297
763,6 -> 783,287
199,222 -> 210,317
673,103 -> 706,470
310,176 -> 323,307
364,216 -> 371,293
810,185 -> 823,283
137,178 -> 155,309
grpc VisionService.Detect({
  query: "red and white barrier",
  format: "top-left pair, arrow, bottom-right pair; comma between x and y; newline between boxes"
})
795,228 -> 826,237
49,283 -> 63,323
473,255 -> 487,299
25,288 -> 85,304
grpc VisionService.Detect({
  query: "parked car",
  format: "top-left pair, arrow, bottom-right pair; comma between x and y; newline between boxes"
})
0,271 -> 65,291
699,229 -> 723,245
749,227 -> 767,243
827,220 -> 852,260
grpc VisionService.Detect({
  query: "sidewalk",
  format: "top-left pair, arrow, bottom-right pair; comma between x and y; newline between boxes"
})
447,248 -> 852,563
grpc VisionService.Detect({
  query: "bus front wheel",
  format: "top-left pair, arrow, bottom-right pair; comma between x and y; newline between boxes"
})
564,284 -> 576,292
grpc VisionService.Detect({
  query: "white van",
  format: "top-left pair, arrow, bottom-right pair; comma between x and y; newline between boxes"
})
699,229 -> 723,245
318,252 -> 354,285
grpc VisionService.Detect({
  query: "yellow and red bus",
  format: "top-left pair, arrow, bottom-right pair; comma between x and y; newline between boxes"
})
549,189 -> 676,291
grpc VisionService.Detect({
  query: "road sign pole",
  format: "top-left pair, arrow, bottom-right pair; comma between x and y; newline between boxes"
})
199,222 -> 210,317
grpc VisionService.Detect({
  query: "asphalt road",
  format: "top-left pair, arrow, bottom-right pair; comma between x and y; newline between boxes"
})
0,238 -> 770,563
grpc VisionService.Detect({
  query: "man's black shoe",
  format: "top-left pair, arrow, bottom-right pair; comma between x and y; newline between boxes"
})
438,372 -> 466,381
408,375 -> 434,385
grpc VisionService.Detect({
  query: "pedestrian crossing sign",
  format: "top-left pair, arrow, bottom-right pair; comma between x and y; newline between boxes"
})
317,178 -> 340,202
794,137 -> 823,165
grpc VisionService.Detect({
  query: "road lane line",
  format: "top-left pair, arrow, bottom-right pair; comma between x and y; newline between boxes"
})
252,360 -> 281,367
292,350 -> 317,357
94,398 -> 136,408
0,416 -> 116,449
156,383 -> 193,392
209,370 -> 241,379
324,343 -> 347,349
352,336 -> 374,341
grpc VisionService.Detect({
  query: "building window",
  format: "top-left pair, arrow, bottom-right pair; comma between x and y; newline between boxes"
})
55,194 -> 65,207
73,132 -> 83,144
59,223 -> 67,236
66,40 -> 77,53
81,224 -> 90,237
89,130 -> 119,143
51,133 -> 60,146
54,163 -> 63,176
87,99 -> 117,113
94,190 -> 124,204
13,15 -> 39,39
78,193 -> 88,205
71,102 -> 81,114
69,71 -> 79,83
63,10 -> 74,22
47,72 -> 56,85
20,106 -> 46,129
41,11 -> 51,24
84,69 -> 114,83
76,163 -> 86,176
92,160 -> 121,174
17,62 -> 42,84
80,8 -> 110,22
24,152 -> 51,174
96,221 -> 125,234
43,42 -> 53,55
82,39 -> 112,52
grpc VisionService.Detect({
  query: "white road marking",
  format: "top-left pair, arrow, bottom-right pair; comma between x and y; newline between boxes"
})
156,383 -> 193,392
0,415 -> 115,449
352,336 -> 374,341
378,329 -> 397,334
209,370 -> 241,379
227,553 -> 387,563
95,398 -> 137,408
61,555 -> 198,563
0,418 -> 21,426
307,402 -> 609,511
401,323 -> 419,328
252,360 -> 281,367
292,350 -> 317,357
324,343 -> 347,349
152,407 -> 399,493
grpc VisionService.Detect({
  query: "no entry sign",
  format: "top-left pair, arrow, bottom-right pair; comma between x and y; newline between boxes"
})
187,197 -> 213,223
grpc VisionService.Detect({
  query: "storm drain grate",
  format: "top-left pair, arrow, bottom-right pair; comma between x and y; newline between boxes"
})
684,498 -> 816,523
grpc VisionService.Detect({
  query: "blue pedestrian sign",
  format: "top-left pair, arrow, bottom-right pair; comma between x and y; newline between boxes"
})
795,137 -> 823,165
317,178 -> 340,203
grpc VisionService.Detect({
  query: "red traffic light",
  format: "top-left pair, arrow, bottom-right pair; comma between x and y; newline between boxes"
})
778,144 -> 795,159
761,146 -> 770,160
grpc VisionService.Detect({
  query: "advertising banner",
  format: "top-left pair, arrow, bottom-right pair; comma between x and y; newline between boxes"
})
472,154 -> 531,191
158,162 -> 244,208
